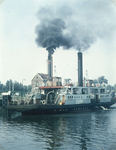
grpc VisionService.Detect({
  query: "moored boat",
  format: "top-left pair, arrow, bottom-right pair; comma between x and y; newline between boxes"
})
7,84 -> 116,115
6,52 -> 116,115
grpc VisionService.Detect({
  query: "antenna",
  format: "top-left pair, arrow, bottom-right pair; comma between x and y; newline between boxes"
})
86,70 -> 88,78
86,70 -> 89,86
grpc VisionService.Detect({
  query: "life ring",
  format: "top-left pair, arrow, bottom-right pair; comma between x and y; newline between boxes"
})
42,100 -> 46,105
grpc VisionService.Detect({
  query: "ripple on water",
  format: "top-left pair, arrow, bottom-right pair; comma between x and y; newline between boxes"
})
0,109 -> 116,149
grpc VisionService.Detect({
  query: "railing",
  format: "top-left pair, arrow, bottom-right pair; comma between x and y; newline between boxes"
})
54,93 -> 60,104
9,95 -> 33,105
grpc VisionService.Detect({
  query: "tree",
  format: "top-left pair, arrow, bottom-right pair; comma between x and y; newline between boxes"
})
107,84 -> 114,93
0,82 -> 5,90
98,76 -> 108,84
5,79 -> 13,91
0,80 -> 32,94
14,81 -> 23,91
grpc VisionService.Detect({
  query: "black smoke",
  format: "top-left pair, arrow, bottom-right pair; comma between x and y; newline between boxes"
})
35,0 -> 116,55
35,18 -> 71,56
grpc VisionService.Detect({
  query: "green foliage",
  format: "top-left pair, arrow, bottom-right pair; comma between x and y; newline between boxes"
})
107,84 -> 114,93
0,79 -> 31,93
98,76 -> 108,84
93,76 -> 116,93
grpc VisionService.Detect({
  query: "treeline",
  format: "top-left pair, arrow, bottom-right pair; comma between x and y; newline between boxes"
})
106,84 -> 116,93
0,77 -> 116,94
93,76 -> 116,93
0,79 -> 31,93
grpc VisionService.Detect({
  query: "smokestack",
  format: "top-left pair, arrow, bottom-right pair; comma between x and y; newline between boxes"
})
48,54 -> 53,78
78,52 -> 83,86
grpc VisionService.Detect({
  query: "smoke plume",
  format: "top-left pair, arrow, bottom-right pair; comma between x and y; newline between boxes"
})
35,18 -> 71,56
35,0 -> 116,55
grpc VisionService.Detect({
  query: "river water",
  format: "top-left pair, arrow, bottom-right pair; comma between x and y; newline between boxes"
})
0,105 -> 116,150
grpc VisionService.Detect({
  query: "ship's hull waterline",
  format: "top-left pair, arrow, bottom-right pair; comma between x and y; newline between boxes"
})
7,101 -> 115,116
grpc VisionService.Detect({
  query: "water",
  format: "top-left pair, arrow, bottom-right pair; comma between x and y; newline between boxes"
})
0,106 -> 116,150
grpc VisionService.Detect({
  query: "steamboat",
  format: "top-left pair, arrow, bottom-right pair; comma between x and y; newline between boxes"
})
6,52 -> 116,115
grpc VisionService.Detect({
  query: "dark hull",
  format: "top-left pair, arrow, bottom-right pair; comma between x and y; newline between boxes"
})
7,101 -> 116,116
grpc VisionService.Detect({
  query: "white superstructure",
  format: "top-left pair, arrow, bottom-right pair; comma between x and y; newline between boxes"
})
57,86 -> 111,105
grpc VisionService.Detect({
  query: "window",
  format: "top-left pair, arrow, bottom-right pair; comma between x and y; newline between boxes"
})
67,88 -> 71,94
73,88 -> 80,94
82,88 -> 88,94
100,89 -> 105,94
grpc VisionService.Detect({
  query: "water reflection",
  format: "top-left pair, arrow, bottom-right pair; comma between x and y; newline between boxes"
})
15,115 -> 67,149
0,108 -> 116,150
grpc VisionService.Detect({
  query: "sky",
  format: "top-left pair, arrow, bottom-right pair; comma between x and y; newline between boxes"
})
0,0 -> 116,86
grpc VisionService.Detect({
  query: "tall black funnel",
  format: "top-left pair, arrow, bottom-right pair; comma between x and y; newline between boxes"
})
78,52 -> 83,86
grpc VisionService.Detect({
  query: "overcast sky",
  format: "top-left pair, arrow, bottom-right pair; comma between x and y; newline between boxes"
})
0,0 -> 116,85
